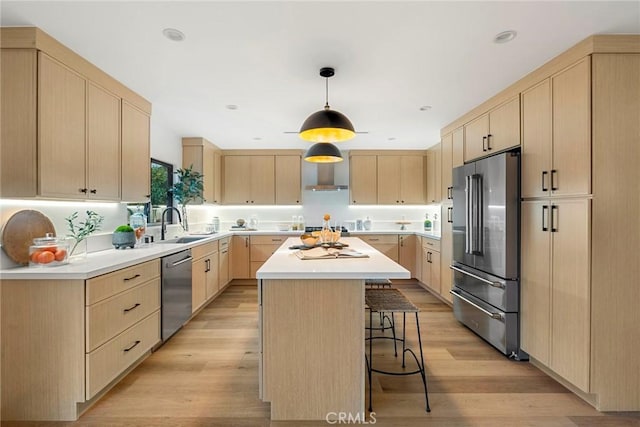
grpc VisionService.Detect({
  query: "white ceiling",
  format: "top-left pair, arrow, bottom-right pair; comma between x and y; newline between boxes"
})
2,1 -> 639,151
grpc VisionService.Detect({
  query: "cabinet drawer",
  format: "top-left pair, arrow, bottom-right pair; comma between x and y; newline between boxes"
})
86,259 -> 160,305
86,310 -> 160,399
218,237 -> 230,249
250,244 -> 280,262
86,278 -> 160,352
358,234 -> 398,244
192,240 -> 219,259
250,235 -> 287,245
422,237 -> 441,252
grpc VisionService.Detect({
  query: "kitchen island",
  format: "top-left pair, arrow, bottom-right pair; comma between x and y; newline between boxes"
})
256,237 -> 409,421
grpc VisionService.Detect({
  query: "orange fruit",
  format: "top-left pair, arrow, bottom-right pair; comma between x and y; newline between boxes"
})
30,250 -> 43,263
37,251 -> 55,264
42,246 -> 57,253
54,249 -> 67,262
323,213 -> 331,221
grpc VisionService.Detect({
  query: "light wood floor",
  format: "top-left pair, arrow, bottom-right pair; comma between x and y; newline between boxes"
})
7,282 -> 639,426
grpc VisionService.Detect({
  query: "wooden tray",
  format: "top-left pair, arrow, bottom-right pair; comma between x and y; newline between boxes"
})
2,210 -> 56,265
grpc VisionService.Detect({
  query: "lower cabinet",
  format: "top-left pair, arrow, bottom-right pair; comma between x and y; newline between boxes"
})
219,237 -> 230,287
420,237 -> 441,295
250,235 -> 287,278
358,234 -> 399,262
191,240 -> 221,313
1,259 -> 161,421
398,234 -> 416,277
232,235 -> 251,279
521,198 -> 590,392
440,204 -> 454,303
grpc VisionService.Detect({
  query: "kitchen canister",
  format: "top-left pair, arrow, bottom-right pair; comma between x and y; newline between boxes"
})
212,216 -> 220,233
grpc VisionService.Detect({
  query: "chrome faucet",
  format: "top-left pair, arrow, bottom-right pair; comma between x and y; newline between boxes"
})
160,207 -> 183,241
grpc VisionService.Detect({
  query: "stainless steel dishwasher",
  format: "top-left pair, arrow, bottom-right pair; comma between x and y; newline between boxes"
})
161,249 -> 193,341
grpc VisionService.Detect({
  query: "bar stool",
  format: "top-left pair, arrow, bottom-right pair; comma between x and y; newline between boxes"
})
365,279 -> 394,337
364,288 -> 430,413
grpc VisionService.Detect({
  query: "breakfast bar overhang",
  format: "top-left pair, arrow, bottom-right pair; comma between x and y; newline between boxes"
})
256,237 -> 410,421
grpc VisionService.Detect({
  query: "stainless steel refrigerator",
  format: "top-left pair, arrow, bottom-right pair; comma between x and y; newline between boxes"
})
451,150 -> 527,359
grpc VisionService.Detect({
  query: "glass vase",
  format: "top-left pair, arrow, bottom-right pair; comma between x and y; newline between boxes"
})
68,238 -> 87,261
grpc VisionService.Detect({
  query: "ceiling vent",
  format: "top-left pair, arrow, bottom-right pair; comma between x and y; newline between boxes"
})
305,163 -> 348,192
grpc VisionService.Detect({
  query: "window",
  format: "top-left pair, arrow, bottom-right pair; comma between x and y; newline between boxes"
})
128,158 -> 174,225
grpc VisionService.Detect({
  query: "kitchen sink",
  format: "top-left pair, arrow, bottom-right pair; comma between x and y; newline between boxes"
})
157,235 -> 210,244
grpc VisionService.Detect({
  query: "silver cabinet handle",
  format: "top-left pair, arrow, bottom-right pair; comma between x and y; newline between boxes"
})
450,290 -> 503,320
450,265 -> 505,289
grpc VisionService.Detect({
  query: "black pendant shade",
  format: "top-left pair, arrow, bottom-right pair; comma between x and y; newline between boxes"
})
299,67 -> 355,143
304,142 -> 344,163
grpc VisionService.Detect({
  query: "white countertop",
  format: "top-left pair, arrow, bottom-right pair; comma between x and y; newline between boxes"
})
0,230 -> 434,280
256,237 -> 410,280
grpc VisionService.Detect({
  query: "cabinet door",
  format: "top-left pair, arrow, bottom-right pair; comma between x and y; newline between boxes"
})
550,198 -> 590,392
401,155 -> 426,204
431,251 -> 442,299
441,134 -> 453,201
202,144 -> 215,204
414,234 -> 422,282
522,79 -> 552,198
223,156 -> 251,204
87,82 -> 121,200
121,101 -> 150,202
219,246 -> 229,287
350,155 -> 377,204
452,127 -> 464,168
398,234 -> 416,278
38,53 -> 86,198
426,146 -> 441,203
420,247 -> 435,292
377,156 -> 401,204
250,156 -> 275,204
212,151 -> 222,204
464,113 -> 488,162
552,58 -> 591,197
488,96 -> 520,153
440,204 -> 453,303
231,236 -> 250,279
206,254 -> 220,298
275,155 -> 301,205
520,200 -> 551,364
192,257 -> 208,313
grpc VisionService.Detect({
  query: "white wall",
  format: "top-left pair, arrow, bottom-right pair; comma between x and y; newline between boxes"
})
150,112 -> 182,168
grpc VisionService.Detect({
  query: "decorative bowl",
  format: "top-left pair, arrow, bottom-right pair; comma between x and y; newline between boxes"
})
300,234 -> 319,247
236,218 -> 245,227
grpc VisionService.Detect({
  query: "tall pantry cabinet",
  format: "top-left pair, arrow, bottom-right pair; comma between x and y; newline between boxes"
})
520,50 -> 640,410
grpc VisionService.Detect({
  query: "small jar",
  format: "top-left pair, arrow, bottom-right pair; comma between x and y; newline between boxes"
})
29,233 -> 69,267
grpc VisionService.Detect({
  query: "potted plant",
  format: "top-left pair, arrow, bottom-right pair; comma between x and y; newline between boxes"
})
171,164 -> 204,231
112,225 -> 136,249
66,210 -> 104,259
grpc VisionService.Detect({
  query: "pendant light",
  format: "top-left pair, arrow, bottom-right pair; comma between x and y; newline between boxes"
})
304,142 -> 344,163
299,67 -> 355,143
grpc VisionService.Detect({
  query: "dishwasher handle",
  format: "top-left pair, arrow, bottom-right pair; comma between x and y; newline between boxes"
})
167,255 -> 193,268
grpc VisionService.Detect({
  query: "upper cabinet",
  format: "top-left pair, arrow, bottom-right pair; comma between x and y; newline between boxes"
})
464,96 -> 520,162
350,151 -> 426,205
349,155 -> 377,205
426,145 -> 441,204
377,155 -> 426,204
182,137 -> 222,204
521,58 -> 591,199
441,128 -> 463,203
222,151 -> 301,205
0,27 -> 151,201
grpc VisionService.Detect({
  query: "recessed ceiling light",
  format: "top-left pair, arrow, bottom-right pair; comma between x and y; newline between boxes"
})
226,104 -> 238,110
419,106 -> 432,111
253,137 -> 262,141
388,137 -> 396,141
494,30 -> 517,44
162,28 -> 186,42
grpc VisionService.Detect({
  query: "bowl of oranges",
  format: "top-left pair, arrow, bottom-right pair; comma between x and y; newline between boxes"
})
29,233 -> 69,267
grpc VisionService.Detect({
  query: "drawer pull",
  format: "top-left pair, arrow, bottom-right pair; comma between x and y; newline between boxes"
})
123,274 -> 141,282
271,239 -> 283,242
123,340 -> 141,352
123,303 -> 141,313
221,249 -> 228,254
368,238 -> 380,242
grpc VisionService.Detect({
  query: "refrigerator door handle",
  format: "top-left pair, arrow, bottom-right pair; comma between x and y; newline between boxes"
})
471,173 -> 483,254
450,265 -> 505,289
465,175 -> 471,254
450,290 -> 504,321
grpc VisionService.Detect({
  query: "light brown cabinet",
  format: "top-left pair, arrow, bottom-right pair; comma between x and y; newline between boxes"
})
218,237 -> 230,287
420,237 -> 441,295
464,96 -> 520,162
182,137 -> 222,204
191,241 -> 220,313
521,199 -> 590,392
426,145 -> 441,204
377,155 -> 426,204
231,235 -> 251,279
121,101 -> 150,202
414,235 -> 423,282
349,155 -> 377,204
358,234 -> 399,262
440,204 -> 454,303
441,128 -> 464,202
275,155 -> 302,204
398,234 -> 416,278
223,155 -> 275,204
521,58 -> 591,198
249,235 -> 287,278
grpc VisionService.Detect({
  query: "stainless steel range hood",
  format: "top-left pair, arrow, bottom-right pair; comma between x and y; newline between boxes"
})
305,163 -> 348,192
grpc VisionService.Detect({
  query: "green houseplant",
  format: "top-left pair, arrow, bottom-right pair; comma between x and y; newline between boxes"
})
171,165 -> 204,231
65,210 -> 104,259
112,225 -> 136,249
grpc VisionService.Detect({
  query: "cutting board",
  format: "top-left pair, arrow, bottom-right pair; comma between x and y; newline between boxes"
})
1,210 -> 56,265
